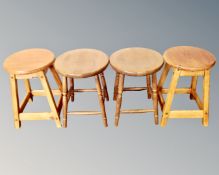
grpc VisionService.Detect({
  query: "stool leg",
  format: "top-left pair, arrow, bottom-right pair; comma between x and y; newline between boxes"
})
50,65 -> 63,114
63,77 -> 68,128
100,72 -> 109,101
146,75 -> 152,99
115,74 -> 124,127
113,73 -> 120,101
158,64 -> 170,110
50,65 -> 62,91
190,76 -> 198,100
202,70 -> 210,127
161,69 -> 180,127
69,78 -> 74,102
95,75 -> 108,127
24,79 -> 33,102
38,71 -> 61,128
98,74 -> 105,102
152,73 -> 159,125
10,75 -> 21,128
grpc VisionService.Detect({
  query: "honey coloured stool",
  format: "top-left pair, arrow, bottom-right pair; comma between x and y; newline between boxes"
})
158,46 -> 216,127
3,48 -> 62,128
110,47 -> 164,126
54,49 -> 109,127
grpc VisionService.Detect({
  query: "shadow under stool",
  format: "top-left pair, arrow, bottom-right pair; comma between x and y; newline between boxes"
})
54,49 -> 109,128
158,46 -> 216,127
3,48 -> 62,128
110,47 -> 164,126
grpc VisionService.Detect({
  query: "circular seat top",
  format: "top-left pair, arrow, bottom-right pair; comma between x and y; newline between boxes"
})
4,48 -> 55,75
55,49 -> 109,78
163,46 -> 216,71
110,47 -> 164,76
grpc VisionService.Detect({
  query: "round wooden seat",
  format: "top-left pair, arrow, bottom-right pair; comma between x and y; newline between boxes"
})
163,46 -> 216,71
3,48 -> 55,75
55,49 -> 109,78
110,47 -> 164,76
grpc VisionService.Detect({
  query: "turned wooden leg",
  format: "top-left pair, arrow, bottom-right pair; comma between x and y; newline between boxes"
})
95,75 -> 108,127
113,73 -> 120,101
69,78 -> 74,102
24,79 -> 33,102
190,76 -> 198,100
158,64 -> 170,110
100,72 -> 109,101
62,77 -> 68,128
146,75 -> 152,99
10,75 -> 21,128
161,68 -> 180,127
115,74 -> 124,127
202,70 -> 210,127
38,71 -> 61,128
152,73 -> 158,125
98,74 -> 105,102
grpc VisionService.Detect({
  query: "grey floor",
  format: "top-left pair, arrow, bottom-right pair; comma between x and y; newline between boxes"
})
0,0 -> 218,175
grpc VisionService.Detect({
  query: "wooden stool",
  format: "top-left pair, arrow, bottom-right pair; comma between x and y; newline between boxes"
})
158,46 -> 216,127
54,49 -> 109,128
3,48 -> 62,128
110,47 -> 164,126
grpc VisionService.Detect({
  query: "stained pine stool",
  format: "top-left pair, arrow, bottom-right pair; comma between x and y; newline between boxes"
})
54,49 -> 109,128
158,46 -> 216,127
110,48 -> 164,126
3,48 -> 62,128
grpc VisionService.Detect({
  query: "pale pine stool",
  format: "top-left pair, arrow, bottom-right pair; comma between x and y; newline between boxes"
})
110,48 -> 164,126
158,46 -> 216,127
3,48 -> 62,128
54,49 -> 109,128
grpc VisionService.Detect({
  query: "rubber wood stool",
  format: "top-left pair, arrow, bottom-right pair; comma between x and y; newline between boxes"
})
3,48 -> 62,128
158,46 -> 216,127
110,48 -> 164,126
55,49 -> 109,128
